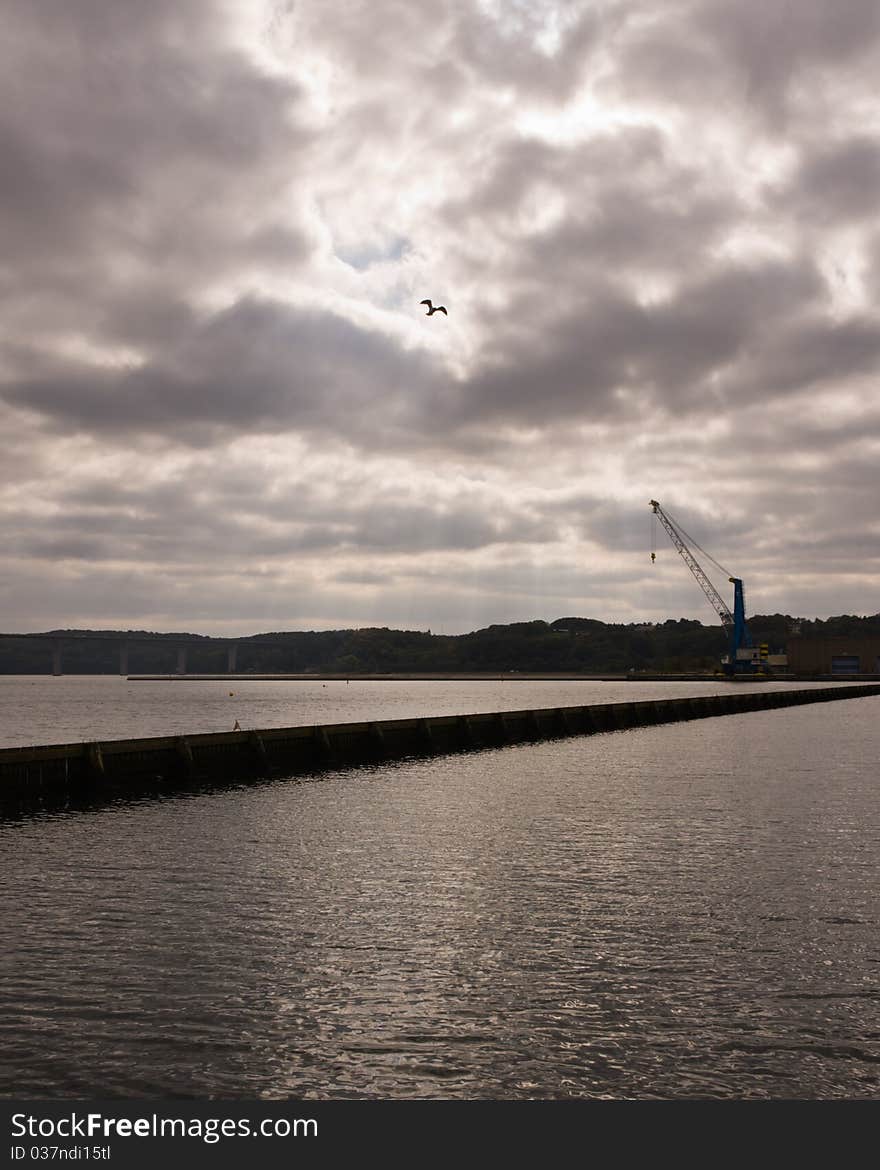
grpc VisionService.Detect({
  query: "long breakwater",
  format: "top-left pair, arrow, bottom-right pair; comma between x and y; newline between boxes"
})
3,683 -> 879,809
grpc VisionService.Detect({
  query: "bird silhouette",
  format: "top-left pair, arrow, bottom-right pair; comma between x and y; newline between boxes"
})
420,299 -> 447,316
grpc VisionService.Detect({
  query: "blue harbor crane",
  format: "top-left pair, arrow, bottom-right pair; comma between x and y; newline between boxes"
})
650,499 -> 764,677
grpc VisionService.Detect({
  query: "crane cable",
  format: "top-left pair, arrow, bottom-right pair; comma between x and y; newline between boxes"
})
663,505 -> 734,582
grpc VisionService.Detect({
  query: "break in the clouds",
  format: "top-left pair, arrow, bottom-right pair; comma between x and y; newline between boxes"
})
1,0 -> 878,635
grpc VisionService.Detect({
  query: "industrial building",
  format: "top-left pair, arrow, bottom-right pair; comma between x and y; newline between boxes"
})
786,636 -> 880,677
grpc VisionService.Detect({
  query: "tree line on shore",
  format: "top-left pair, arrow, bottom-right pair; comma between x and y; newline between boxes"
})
2,613 -> 879,675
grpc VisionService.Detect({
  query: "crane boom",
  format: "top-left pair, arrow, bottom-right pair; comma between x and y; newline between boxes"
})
650,500 -> 733,627
650,499 -> 754,675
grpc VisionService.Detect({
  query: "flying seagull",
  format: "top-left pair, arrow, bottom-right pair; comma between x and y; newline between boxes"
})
420,299 -> 447,316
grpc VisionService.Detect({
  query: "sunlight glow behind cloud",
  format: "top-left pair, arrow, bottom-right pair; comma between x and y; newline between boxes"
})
0,0 -> 878,633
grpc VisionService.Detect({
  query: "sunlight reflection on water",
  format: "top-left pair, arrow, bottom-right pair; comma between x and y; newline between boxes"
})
1,687 -> 878,1099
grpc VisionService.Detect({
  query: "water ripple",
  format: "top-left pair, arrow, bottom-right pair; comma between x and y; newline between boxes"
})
2,695 -> 880,1098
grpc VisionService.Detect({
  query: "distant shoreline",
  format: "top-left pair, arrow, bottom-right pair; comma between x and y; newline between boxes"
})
125,671 -> 727,682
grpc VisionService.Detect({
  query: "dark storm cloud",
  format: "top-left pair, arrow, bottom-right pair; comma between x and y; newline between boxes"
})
540,491 -> 761,572
11,467 -> 556,563
702,409 -> 880,471
15,536 -> 111,562
525,183 -> 734,274
617,0 -> 880,124
700,0 -> 880,110
0,8 -> 307,253
340,502 -> 554,552
0,0 -> 312,361
332,570 -> 390,586
2,299 -> 443,443
460,255 -> 826,427
775,137 -> 880,224
445,122 -> 739,275
642,444 -> 880,587
731,314 -> 880,397
0,237 -> 848,456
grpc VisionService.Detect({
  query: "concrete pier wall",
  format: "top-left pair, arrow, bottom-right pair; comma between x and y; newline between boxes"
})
2,684 -> 878,808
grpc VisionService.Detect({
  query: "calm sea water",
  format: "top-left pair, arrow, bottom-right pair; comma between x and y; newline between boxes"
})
0,673 -> 845,748
1,678 -> 878,1099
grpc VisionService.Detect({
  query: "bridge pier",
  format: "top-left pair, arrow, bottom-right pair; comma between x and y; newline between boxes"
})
227,643 -> 238,673
52,639 -> 63,676
176,646 -> 187,676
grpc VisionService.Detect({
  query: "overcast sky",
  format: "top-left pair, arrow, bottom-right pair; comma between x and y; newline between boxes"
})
1,0 -> 878,635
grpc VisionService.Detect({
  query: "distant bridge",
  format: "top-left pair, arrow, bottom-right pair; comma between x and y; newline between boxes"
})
0,632 -> 289,676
